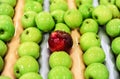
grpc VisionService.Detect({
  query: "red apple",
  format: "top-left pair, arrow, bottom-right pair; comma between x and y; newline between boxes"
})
48,30 -> 73,53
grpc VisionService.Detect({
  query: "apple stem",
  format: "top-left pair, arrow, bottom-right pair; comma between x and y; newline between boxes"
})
0,29 -> 4,34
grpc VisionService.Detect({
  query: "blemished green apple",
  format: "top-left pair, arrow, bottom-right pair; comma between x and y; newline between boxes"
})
116,54 -> 120,71
19,72 -> 42,79
25,0 -> 43,4
48,66 -> 73,79
0,3 -> 14,18
51,10 -> 65,23
21,11 -> 37,29
85,63 -> 109,79
80,18 -> 98,34
35,12 -> 55,32
116,0 -> 120,9
49,51 -> 72,69
92,5 -> 112,25
20,27 -> 43,43
0,76 -> 11,79
18,42 -> 40,59
99,0 -> 115,5
106,19 -> 120,37
24,1 -> 42,13
106,4 -> 120,18
64,9 -> 83,29
50,0 -> 68,12
0,18 -> 15,42
14,56 -> 39,78
83,46 -> 105,65
0,56 -> 4,72
111,37 -> 120,55
0,40 -> 7,57
0,0 -> 16,7
80,32 -> 100,51
78,4 -> 94,19
54,23 -> 71,34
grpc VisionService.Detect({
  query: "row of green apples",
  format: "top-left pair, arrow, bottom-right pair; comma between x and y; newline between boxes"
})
0,0 -> 17,79
14,0 -> 44,79
78,0 -> 120,79
77,0 -> 120,79
47,0 -> 74,79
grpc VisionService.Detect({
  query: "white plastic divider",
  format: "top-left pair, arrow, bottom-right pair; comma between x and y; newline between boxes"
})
38,0 -> 50,79
98,27 -> 120,79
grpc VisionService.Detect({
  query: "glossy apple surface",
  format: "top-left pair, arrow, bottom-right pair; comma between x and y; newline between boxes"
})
20,27 -> 43,43
49,51 -> 72,68
19,72 -> 42,79
48,66 -> 73,79
80,32 -> 100,51
18,42 -> 40,59
85,63 -> 109,79
83,46 -> 105,65
14,56 -> 39,78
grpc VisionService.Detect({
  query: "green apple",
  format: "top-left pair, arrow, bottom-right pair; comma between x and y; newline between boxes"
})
64,9 -> 83,29
24,1 -> 42,13
20,27 -> 43,43
99,0 -> 115,5
106,4 -> 120,18
19,72 -> 42,79
75,0 -> 81,8
92,5 -> 112,25
50,0 -> 68,12
18,42 -> 40,59
48,66 -> 73,79
25,0 -> 43,4
54,23 -> 70,34
80,0 -> 93,4
106,19 -> 120,37
116,0 -> 120,9
0,0 -> 16,7
35,12 -> 55,32
75,0 -> 93,8
85,63 -> 109,79
0,15 -> 13,23
80,18 -> 98,34
78,4 -> 94,19
21,11 -> 37,29
0,3 -> 14,18
0,76 -> 11,79
50,0 -> 67,3
51,10 -> 65,23
111,37 -> 120,55
83,46 -> 105,65
14,56 -> 39,78
116,54 -> 120,71
0,18 -> 15,42
80,32 -> 100,51
0,56 -> 4,72
0,40 -> 7,57
49,51 -> 72,69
